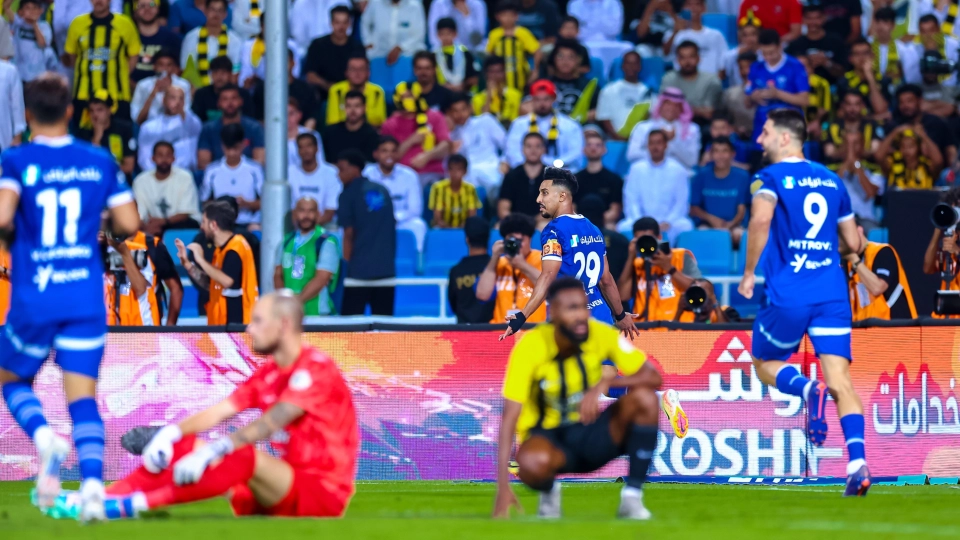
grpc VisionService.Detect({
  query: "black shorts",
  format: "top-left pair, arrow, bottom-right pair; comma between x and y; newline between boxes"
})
527,404 -> 624,474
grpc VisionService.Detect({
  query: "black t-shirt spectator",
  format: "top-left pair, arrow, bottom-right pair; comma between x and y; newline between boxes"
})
220,245 -> 245,324
547,42 -> 591,73
785,34 -> 848,82
191,85 -> 256,122
517,0 -> 560,40
823,0 -> 862,42
447,254 -> 494,323
338,178 -> 396,279
304,35 -> 365,97
886,113 -> 957,160
75,118 -> 136,164
252,78 -> 319,124
499,165 -> 544,217
603,228 -> 629,281
865,245 -> 913,319
322,122 -> 380,163
421,83 -> 455,111
574,167 -> 624,211
132,28 -> 183,82
551,75 -> 599,117
627,0 -> 685,47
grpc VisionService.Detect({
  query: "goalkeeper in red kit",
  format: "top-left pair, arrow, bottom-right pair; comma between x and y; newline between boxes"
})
39,292 -> 359,520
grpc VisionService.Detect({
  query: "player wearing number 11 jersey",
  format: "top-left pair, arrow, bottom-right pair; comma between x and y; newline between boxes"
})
0,74 -> 140,521
739,109 -> 870,497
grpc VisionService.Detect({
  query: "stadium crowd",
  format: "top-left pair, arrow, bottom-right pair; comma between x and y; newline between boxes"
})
0,0 -> 955,326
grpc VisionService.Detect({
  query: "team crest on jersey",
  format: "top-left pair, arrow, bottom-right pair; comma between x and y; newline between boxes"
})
542,238 -> 562,257
289,369 -> 312,391
750,179 -> 763,195
782,176 -> 795,189
570,236 -> 578,248
24,165 -> 40,187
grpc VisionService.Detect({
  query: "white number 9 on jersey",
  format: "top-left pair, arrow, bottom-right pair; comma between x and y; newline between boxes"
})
803,192 -> 828,239
574,251 -> 601,288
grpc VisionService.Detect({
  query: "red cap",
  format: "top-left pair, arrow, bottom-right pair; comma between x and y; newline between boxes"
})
529,79 -> 557,98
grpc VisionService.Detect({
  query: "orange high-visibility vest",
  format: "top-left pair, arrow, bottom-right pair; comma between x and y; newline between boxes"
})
207,234 -> 259,325
846,242 -> 917,321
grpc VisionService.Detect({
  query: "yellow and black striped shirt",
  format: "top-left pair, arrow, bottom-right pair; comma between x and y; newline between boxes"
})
325,81 -> 387,127
428,179 -> 481,228
485,26 -> 539,92
807,73 -> 831,124
65,13 -> 141,104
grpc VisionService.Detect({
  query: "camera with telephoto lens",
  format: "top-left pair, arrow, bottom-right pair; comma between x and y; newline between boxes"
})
503,236 -> 521,257
932,203 -> 960,235
635,235 -> 671,259
931,203 -> 960,315
920,50 -> 958,76
684,285 -> 708,314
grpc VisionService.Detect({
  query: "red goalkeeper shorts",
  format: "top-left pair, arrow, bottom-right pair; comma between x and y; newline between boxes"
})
229,469 -> 348,518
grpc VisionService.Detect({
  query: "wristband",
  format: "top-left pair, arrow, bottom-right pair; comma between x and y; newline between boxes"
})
507,312 -> 527,333
615,310 -> 628,322
668,267 -> 678,275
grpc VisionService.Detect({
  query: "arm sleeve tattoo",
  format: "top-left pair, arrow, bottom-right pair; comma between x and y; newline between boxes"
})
228,401 -> 305,448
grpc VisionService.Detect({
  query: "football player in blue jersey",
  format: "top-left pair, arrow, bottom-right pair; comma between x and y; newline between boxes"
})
499,167 -> 689,439
0,74 -> 141,520
739,109 -> 870,496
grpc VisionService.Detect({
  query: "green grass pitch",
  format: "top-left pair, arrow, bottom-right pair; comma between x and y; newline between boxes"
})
1,481 -> 958,539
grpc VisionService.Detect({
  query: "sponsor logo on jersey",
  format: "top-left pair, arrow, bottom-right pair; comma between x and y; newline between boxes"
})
796,176 -> 838,189
577,235 -> 604,246
31,245 -> 93,263
542,238 -> 562,257
42,167 -> 103,183
570,236 -> 578,248
23,165 -> 39,187
789,253 -> 833,273
33,265 -> 90,292
782,176 -> 795,189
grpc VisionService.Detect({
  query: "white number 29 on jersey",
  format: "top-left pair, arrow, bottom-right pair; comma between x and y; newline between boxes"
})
574,251 -> 601,289
802,192 -> 828,239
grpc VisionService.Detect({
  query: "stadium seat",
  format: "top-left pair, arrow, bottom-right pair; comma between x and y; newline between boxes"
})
868,228 -> 888,244
676,230 -> 732,275
162,229 -> 199,275
396,229 -> 420,276
588,56 -> 607,88
703,14 -> 737,48
423,229 -> 467,276
180,286 -> 199,319
391,56 -> 414,88
609,55 -> 664,92
251,230 -> 262,241
394,284 -> 441,317
475,185 -> 487,218
734,232 -> 764,276
602,141 -> 630,177
488,228 -> 502,251
531,230 -> 542,250
369,56 -> 414,92
729,282 -> 765,319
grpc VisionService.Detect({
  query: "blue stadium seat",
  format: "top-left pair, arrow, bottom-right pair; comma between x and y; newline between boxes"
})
729,282 -> 765,319
602,140 -> 630,177
703,14 -> 737,48
734,232 -> 764,276
180,286 -> 199,319
475,185 -> 487,218
396,229 -> 420,276
369,57 -> 392,91
531,230 -> 541,250
423,229 -> 467,276
251,230 -> 262,241
868,228 -> 888,244
488,228 -> 502,251
394,284 -> 441,316
391,56 -> 414,88
676,230 -> 732,275
588,56 -> 607,88
162,229 -> 199,275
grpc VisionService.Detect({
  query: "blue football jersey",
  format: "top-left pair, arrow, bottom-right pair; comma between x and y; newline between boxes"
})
745,55 -> 810,139
752,157 -> 854,307
0,136 -> 132,321
541,214 -> 611,321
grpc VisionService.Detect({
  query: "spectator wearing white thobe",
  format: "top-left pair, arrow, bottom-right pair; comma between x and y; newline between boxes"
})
361,0 -> 427,60
619,129 -> 693,241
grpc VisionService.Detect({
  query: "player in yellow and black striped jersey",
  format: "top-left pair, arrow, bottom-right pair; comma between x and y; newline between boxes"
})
493,278 -> 662,521
63,0 -> 141,126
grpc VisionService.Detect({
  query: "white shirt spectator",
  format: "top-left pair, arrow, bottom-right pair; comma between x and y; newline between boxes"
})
238,37 -> 302,88
130,74 -> 193,124
138,112 -> 204,172
289,161 -> 341,212
231,0 -> 263,39
427,0 -> 487,51
450,112 -> 506,193
133,166 -> 202,224
52,0 -> 123,57
504,112 -> 586,170
596,79 -> 655,135
668,26 -> 729,75
870,37 -> 921,84
619,157 -> 693,239
288,126 -> 325,169
567,0 -> 623,42
289,0 -> 351,54
0,61 -> 25,151
627,118 -> 701,170
11,16 -> 57,82
200,156 -> 265,225
361,0 -> 427,60
362,162 -> 428,250
181,26 -> 244,74
839,168 -> 884,223
721,47 -> 749,87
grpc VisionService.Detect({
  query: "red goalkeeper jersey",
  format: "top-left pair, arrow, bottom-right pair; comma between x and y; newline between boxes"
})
228,345 -> 358,503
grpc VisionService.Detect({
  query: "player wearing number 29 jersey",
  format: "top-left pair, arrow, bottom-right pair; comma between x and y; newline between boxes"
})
541,215 -> 613,324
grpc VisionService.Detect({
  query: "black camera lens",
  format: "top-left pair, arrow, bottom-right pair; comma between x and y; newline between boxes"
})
503,237 -> 521,257
686,285 -> 707,313
931,203 -> 960,230
635,235 -> 659,258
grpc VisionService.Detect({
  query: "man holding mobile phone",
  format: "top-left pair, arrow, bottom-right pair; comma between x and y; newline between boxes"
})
616,217 -> 702,322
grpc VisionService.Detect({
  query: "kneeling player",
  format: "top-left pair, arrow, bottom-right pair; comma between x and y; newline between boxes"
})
493,278 -> 661,520
42,292 -> 359,520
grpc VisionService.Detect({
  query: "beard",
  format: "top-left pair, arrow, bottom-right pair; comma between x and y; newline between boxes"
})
558,322 -> 588,344
252,337 -> 280,356
298,219 -> 315,231
156,164 -> 172,175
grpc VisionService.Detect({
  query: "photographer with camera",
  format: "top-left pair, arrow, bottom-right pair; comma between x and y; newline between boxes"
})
673,279 -> 737,323
925,186 -> 960,318
843,217 -> 916,321
101,226 -> 183,326
917,50 -> 958,118
616,217 -> 702,322
476,213 -> 546,324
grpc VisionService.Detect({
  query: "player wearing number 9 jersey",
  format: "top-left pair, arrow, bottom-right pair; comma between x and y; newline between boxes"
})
0,74 -> 141,521
739,109 -> 871,497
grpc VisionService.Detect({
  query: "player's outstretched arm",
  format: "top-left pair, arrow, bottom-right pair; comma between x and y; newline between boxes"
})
739,193 -> 775,299
493,399 -> 523,519
499,260 -> 560,340
599,256 -> 639,340
143,399 -> 239,472
0,187 -> 19,231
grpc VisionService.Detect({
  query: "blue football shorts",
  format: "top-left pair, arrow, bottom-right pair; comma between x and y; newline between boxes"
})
0,311 -> 107,379
752,300 -> 852,362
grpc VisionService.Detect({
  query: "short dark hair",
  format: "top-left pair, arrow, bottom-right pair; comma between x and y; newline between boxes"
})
802,3 -> 823,15
543,167 -> 578,195
296,132 -> 318,147
437,17 -> 457,32
288,96 -> 302,113
152,48 -> 179,66
523,132 -> 546,146
875,7 -> 896,22
447,153 -> 468,170
919,14 -> 941,27
711,113 -> 733,124
205,0 -> 227,9
152,140 -> 175,155
464,216 -> 490,249
710,137 -> 735,152
849,36 -> 871,52
633,217 -> 660,237
553,38 -> 583,60
24,76 -> 71,125
495,0 -> 520,14
210,56 -> 234,73
896,83 -> 923,100
647,129 -> 668,144
500,213 -> 536,239
377,135 -> 399,150
737,51 -> 758,63
676,40 -> 699,55
759,29 -> 781,46
484,56 -> 506,71
217,82 -> 242,101
330,5 -> 351,19
344,89 -> 366,104
337,149 -> 366,170
443,92 -> 471,113
413,50 -> 437,67
561,15 -> 579,28
547,276 -> 586,303
346,54 -> 370,67
19,0 -> 44,7
767,108 -> 807,144
203,200 -> 237,231
215,195 -> 240,217
220,122 -> 246,147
